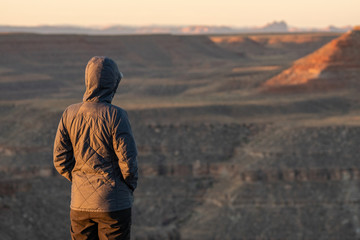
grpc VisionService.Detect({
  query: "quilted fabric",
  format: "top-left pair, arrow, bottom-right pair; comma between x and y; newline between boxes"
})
53,56 -> 138,212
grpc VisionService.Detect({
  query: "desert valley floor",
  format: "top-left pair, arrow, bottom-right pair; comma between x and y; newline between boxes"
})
1,29 -> 360,239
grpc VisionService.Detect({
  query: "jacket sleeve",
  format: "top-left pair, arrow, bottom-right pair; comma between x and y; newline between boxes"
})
112,110 -> 138,192
53,111 -> 75,182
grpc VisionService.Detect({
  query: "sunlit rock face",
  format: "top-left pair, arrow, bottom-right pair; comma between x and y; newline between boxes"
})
263,27 -> 360,92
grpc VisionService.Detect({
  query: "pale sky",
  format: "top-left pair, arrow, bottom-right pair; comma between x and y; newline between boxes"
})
1,0 -> 359,28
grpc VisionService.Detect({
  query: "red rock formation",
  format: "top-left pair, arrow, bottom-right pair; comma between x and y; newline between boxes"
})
263,27 -> 360,92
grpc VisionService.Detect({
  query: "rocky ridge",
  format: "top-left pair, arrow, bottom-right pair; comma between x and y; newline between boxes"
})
263,27 -> 360,92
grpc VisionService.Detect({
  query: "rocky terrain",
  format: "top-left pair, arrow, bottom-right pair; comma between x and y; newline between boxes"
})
1,29 -> 360,239
263,27 -> 360,92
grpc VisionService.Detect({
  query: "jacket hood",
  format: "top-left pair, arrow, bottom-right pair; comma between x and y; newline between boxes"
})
83,56 -> 122,103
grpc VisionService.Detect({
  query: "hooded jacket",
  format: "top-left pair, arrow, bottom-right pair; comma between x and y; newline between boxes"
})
53,56 -> 138,212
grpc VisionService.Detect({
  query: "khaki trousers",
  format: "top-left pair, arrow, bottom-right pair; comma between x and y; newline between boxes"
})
70,208 -> 131,240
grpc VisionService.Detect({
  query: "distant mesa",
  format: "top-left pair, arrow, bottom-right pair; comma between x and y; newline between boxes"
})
262,27 -> 360,92
260,21 -> 288,33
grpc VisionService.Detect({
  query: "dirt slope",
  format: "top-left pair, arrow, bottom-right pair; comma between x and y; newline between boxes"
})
263,27 -> 360,92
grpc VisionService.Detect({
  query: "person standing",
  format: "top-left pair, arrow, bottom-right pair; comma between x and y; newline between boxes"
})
53,56 -> 138,240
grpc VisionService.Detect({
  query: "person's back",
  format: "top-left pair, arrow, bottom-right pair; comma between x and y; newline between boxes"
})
53,56 -> 138,240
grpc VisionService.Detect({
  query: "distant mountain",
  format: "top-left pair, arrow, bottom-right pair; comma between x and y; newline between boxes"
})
258,21 -> 289,32
0,22 -> 353,35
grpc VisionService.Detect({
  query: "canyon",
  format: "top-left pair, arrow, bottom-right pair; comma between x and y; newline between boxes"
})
1,29 -> 360,239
